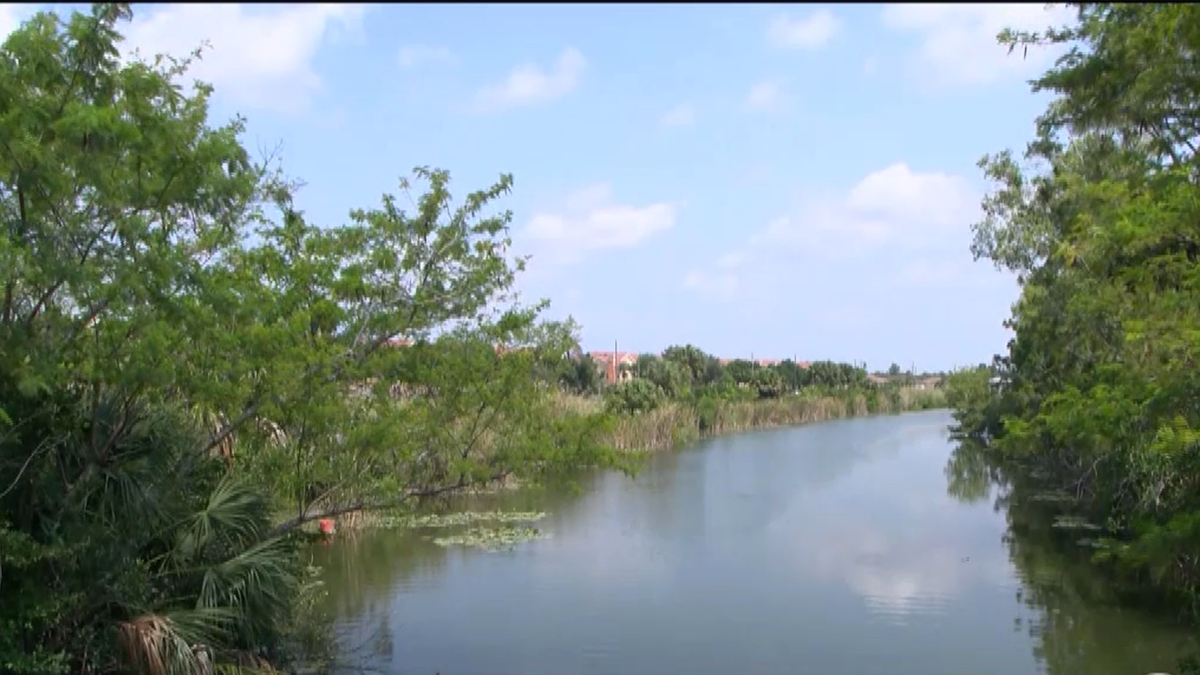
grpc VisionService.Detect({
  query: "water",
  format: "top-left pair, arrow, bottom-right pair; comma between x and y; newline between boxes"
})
313,410 -> 1196,675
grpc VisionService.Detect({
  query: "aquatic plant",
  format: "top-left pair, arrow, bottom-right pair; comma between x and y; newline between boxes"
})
375,510 -> 548,530
430,526 -> 551,552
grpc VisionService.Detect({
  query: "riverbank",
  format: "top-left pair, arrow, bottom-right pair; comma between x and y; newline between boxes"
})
598,385 -> 947,452
309,387 -> 946,534
312,409 -> 1197,675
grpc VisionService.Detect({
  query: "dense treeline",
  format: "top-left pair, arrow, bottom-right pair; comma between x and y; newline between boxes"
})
590,346 -> 879,413
588,345 -> 943,441
943,2 -> 1200,647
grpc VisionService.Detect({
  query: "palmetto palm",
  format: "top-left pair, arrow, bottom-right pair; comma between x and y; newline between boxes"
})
1,393 -> 305,675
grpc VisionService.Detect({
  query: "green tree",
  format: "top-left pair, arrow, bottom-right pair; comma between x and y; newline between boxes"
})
724,359 -> 756,385
603,378 -> 664,415
775,359 -> 810,392
750,368 -> 784,399
661,344 -> 720,387
0,6 -> 617,673
953,2 -> 1200,639
639,357 -> 691,399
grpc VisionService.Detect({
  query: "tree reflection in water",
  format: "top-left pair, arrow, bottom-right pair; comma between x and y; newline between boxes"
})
945,440 -> 1197,675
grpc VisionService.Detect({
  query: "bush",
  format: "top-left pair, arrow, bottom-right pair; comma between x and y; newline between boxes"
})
0,394 -> 307,675
943,367 -> 1003,439
604,379 -> 665,416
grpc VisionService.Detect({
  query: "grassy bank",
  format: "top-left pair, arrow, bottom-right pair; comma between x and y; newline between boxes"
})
313,386 -> 945,534
591,386 -> 946,452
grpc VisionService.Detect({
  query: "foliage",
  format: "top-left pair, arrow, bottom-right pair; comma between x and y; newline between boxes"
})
604,378 -> 665,416
638,357 -> 691,399
660,344 -> 722,387
557,352 -> 602,395
0,398 -> 304,675
943,365 -> 1005,440
0,5 -> 618,673
950,2 -> 1200,647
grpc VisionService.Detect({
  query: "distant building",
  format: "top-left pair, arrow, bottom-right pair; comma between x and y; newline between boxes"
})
588,351 -> 638,384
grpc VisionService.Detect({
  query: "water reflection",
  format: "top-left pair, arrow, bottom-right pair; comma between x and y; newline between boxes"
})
769,416 -> 1016,628
315,411 -> 1194,675
944,439 -> 1196,674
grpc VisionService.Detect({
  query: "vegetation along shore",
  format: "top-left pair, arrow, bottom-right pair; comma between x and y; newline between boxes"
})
939,4 -> 1200,673
0,5 -> 944,674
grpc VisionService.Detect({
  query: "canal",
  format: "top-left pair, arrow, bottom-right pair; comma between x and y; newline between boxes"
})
312,410 -> 1196,675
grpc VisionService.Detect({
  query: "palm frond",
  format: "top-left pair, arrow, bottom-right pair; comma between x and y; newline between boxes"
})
118,612 -> 217,675
175,474 -> 270,563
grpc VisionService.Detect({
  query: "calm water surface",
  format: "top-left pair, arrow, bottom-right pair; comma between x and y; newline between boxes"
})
313,410 -> 1196,675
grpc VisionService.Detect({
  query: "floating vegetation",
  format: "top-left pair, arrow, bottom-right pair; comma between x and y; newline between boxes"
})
1052,515 -> 1103,531
1028,491 -> 1076,503
375,510 -> 547,530
431,526 -> 551,552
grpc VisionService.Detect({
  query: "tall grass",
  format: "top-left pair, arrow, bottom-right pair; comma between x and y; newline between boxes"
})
590,386 -> 946,452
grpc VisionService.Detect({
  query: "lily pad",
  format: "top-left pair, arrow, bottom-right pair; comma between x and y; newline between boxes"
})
431,525 -> 551,552
376,510 -> 548,530
1028,491 -> 1075,503
1052,515 -> 1103,531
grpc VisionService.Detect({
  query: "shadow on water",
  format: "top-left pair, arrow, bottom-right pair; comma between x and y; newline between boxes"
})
314,411 -> 1196,675
944,439 -> 1198,675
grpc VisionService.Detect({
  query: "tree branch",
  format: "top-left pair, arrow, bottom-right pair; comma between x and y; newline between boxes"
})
267,471 -> 508,537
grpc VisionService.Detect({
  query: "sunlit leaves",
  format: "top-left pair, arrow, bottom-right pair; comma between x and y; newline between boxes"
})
955,1 -> 1200,622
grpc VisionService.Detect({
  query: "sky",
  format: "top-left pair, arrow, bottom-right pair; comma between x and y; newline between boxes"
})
0,3 -> 1077,372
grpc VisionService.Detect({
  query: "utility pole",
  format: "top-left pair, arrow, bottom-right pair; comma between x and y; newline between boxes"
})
614,339 -> 619,384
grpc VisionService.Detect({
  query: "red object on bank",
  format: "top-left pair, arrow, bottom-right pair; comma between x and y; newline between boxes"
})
318,519 -> 336,536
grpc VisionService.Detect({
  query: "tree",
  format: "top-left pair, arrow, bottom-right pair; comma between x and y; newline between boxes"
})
724,359 -> 756,385
559,353 -> 601,395
750,368 -> 784,399
0,6 -> 618,673
953,2 -> 1200,632
775,360 -> 810,392
603,378 -> 664,416
661,344 -> 720,387
639,357 -> 691,399
887,363 -> 901,376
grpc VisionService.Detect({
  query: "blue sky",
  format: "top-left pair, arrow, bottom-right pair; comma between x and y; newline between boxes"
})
2,3 -> 1075,371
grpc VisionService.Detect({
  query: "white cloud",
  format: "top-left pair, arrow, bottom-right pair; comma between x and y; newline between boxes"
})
523,183 -> 677,265
473,47 -> 586,114
682,270 -> 739,302
680,249 -> 749,303
846,162 -> 976,229
881,3 -> 1076,87
716,251 -> 746,269
744,79 -> 786,113
659,103 -> 696,129
767,10 -> 841,50
794,520 -> 1011,620
398,44 -> 453,69
0,3 -> 29,38
682,163 -> 979,301
120,4 -> 364,113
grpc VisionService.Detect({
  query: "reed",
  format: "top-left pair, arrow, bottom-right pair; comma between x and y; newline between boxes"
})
596,386 -> 946,452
